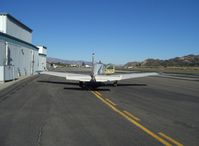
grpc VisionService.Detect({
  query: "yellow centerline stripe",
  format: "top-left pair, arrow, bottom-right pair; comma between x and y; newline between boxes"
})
90,91 -> 172,146
158,132 -> 184,146
95,91 -> 102,96
123,110 -> 140,121
105,98 -> 117,106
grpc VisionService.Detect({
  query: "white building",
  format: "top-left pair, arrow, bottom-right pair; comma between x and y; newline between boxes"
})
0,13 -> 32,43
0,13 -> 47,82
37,46 -> 47,71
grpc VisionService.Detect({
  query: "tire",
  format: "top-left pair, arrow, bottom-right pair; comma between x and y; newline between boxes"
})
113,81 -> 118,87
79,81 -> 84,88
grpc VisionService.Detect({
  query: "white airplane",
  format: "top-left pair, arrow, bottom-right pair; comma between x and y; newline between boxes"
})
41,53 -> 158,87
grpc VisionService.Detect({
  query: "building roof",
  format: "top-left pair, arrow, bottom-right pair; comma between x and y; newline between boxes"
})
0,13 -> 32,33
37,45 -> 47,49
0,32 -> 38,50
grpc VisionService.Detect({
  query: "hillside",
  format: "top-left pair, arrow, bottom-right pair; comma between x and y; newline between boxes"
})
47,57 -> 92,66
124,54 -> 199,68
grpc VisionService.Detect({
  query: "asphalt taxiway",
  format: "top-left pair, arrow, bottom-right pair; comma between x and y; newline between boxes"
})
0,74 -> 198,146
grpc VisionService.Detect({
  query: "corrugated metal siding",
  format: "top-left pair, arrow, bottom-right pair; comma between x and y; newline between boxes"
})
0,21 -> 46,81
0,33 -> 44,82
6,16 -> 32,43
38,55 -> 47,71
0,16 -> 6,33
7,42 -> 38,76
0,66 -> 4,81
0,40 -> 6,65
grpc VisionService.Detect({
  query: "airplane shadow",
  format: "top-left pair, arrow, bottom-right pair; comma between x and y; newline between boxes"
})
38,80 -> 79,86
38,80 -> 147,91
116,83 -> 147,87
63,87 -> 110,91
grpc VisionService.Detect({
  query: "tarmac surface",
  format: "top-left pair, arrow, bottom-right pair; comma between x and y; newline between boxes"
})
0,73 -> 199,146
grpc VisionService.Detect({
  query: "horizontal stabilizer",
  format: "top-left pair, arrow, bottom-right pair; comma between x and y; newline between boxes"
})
95,75 -> 122,82
66,74 -> 91,82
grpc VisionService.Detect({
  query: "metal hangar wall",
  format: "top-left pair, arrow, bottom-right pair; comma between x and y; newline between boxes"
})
0,13 -> 47,82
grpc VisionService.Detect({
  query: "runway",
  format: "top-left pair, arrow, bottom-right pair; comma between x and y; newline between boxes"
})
0,74 -> 198,146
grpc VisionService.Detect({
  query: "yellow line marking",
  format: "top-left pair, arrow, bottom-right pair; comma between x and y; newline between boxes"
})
95,91 -> 102,96
90,91 -> 172,146
123,110 -> 140,121
158,132 -> 184,146
105,98 -> 117,106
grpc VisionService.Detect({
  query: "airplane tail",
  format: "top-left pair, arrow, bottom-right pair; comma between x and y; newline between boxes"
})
91,53 -> 95,80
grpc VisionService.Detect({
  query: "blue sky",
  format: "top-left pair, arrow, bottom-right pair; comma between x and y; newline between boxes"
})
1,0 -> 199,64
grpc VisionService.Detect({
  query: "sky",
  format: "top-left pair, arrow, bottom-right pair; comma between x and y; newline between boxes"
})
0,0 -> 199,64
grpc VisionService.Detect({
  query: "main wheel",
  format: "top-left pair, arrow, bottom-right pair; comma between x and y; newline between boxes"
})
79,81 -> 84,88
113,81 -> 118,87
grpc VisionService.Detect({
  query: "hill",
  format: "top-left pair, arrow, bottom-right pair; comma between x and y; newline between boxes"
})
124,54 -> 199,68
47,57 -> 92,66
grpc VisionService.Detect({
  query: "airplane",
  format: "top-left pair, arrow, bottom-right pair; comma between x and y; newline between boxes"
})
103,64 -> 115,74
41,53 -> 158,87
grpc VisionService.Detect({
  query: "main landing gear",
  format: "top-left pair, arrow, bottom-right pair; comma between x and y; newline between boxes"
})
79,81 -> 85,88
113,81 -> 118,87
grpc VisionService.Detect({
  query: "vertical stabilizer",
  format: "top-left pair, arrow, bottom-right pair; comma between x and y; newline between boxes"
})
91,53 -> 95,80
92,53 -> 95,67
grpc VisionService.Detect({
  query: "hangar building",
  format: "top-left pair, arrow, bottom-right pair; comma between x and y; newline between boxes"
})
37,46 -> 47,71
0,13 -> 47,82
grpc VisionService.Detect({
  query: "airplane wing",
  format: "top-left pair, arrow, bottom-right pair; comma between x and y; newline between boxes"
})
119,72 -> 159,80
41,71 -> 158,82
40,71 -> 91,82
95,72 -> 158,82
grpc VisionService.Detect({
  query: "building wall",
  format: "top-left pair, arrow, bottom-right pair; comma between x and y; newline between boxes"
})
0,14 -> 47,82
0,15 -> 6,33
0,66 -> 4,81
37,46 -> 47,71
7,41 -> 38,76
6,16 -> 32,43
38,55 -> 47,71
0,15 -> 32,43
0,40 -> 6,65
38,46 -> 47,54
0,33 -> 39,81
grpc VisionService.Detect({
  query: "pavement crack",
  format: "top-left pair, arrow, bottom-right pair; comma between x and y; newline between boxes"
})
37,121 -> 46,146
